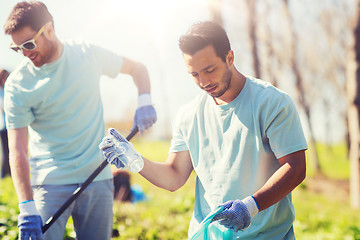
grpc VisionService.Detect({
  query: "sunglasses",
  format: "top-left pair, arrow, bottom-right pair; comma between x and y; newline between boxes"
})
9,23 -> 47,53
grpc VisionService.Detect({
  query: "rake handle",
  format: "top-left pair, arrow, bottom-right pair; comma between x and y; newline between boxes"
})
42,126 -> 138,233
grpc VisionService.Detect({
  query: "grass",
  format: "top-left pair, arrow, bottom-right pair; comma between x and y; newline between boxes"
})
293,187 -> 360,240
0,140 -> 360,239
313,143 -> 350,179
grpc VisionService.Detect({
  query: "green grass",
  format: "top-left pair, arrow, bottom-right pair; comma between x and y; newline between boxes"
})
293,187 -> 360,240
314,143 -> 350,179
0,140 -> 360,239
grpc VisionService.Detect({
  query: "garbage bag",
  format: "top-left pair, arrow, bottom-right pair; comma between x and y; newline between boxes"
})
189,206 -> 233,240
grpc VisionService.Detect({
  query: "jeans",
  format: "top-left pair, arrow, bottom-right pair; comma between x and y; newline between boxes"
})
33,179 -> 114,240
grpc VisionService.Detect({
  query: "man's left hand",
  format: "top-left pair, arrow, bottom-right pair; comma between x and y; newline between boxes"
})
212,196 -> 259,232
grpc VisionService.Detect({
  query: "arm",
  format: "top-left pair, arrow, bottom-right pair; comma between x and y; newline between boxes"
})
213,150 -> 306,231
253,149 -> 306,211
8,127 -> 43,238
99,129 -> 193,191
8,127 -> 33,202
140,150 -> 194,192
120,57 -> 157,132
120,57 -> 151,95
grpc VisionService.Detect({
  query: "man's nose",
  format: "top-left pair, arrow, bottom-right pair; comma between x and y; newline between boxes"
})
198,75 -> 209,88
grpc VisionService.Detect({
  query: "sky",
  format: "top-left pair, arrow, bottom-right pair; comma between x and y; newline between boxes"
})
0,0 -> 214,138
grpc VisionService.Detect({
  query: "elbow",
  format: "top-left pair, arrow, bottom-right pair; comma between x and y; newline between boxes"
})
297,159 -> 307,186
166,177 -> 187,192
168,188 -> 179,193
167,182 -> 184,192
132,62 -> 148,77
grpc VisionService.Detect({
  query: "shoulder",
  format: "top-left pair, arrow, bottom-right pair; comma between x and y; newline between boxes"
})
6,60 -> 34,89
62,39 -> 93,53
245,75 -> 294,107
246,76 -> 285,97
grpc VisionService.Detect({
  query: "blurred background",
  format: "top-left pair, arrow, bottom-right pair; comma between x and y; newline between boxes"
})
1,0 -> 360,239
0,0 -> 351,142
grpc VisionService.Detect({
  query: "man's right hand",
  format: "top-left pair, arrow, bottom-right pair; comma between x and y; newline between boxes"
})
99,135 -> 126,169
99,128 -> 144,172
18,200 -> 43,240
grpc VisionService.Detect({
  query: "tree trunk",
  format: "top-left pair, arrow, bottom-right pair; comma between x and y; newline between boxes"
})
246,0 -> 261,79
347,0 -> 360,209
208,0 -> 223,26
283,0 -> 321,173
263,1 -> 278,87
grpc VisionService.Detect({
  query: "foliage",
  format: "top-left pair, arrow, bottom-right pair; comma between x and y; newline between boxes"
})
0,140 -> 359,239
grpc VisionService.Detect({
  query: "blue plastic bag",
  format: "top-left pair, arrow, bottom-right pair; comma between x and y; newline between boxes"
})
189,207 -> 233,240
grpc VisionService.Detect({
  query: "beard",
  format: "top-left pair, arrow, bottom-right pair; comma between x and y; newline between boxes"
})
31,40 -> 57,67
209,68 -> 232,98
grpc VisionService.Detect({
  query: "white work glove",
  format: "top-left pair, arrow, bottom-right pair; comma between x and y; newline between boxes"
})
132,94 -> 157,133
212,196 -> 259,232
99,128 -> 144,173
18,200 -> 44,240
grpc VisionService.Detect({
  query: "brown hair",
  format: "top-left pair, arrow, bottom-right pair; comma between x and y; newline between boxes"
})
178,21 -> 231,62
4,1 -> 53,34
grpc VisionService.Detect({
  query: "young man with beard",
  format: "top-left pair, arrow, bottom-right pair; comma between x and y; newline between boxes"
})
4,1 -> 156,239
100,21 -> 307,239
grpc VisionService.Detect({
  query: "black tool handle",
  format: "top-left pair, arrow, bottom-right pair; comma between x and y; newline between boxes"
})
42,126 -> 138,233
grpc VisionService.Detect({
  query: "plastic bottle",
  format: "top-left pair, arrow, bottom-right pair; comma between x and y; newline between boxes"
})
110,129 -> 144,173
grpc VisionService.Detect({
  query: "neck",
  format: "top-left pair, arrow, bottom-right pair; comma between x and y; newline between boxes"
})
49,38 -> 64,64
214,67 -> 246,105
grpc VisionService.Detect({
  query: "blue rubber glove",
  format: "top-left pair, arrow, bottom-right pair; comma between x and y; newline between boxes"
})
212,196 -> 259,232
18,200 -> 43,240
133,94 -> 157,133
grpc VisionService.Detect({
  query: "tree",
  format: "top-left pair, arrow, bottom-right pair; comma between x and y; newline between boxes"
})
246,0 -> 261,79
347,0 -> 360,209
283,0 -> 321,172
208,0 -> 223,26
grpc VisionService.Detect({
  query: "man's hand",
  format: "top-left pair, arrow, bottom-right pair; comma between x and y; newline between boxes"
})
133,94 -> 157,133
212,196 -> 259,232
99,128 -> 144,172
99,135 -> 126,169
18,200 -> 43,240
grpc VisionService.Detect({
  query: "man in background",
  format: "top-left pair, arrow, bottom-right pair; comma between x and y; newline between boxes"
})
0,69 -> 10,178
4,1 -> 156,239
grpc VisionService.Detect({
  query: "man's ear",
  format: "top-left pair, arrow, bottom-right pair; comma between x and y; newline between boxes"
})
44,22 -> 55,38
226,50 -> 234,66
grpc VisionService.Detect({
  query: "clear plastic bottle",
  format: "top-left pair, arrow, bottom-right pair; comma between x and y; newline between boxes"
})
110,129 -> 144,173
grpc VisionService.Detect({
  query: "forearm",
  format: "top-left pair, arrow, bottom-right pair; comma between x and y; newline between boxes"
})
120,58 -> 151,95
10,151 -> 33,202
139,150 -> 193,192
139,158 -> 185,192
253,150 -> 306,211
8,128 -> 33,202
131,62 -> 151,95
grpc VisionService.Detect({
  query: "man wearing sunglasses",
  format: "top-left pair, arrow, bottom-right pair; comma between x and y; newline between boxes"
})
4,1 -> 157,240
